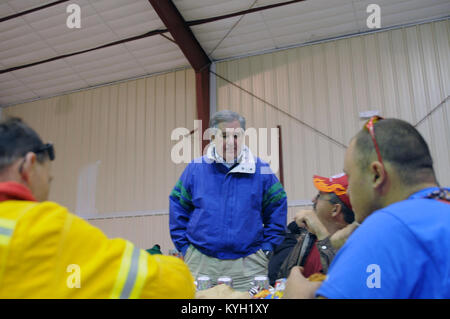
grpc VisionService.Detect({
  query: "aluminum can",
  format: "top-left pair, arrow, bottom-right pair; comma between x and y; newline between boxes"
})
274,278 -> 287,291
252,275 -> 270,291
196,276 -> 212,291
217,276 -> 233,288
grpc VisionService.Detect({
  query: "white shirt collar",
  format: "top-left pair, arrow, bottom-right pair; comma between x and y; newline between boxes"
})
206,144 -> 256,174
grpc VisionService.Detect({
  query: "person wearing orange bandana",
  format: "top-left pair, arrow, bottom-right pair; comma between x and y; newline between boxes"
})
0,117 -> 195,298
268,173 -> 355,285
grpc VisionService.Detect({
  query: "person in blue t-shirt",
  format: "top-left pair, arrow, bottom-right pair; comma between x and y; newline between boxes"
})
283,117 -> 450,299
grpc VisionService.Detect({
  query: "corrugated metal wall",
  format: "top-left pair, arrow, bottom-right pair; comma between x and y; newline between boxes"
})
2,68 -> 197,251
2,20 -> 449,251
88,214 -> 173,253
216,19 -> 450,205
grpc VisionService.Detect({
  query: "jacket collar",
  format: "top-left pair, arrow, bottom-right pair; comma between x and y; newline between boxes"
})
0,181 -> 37,203
206,144 -> 256,174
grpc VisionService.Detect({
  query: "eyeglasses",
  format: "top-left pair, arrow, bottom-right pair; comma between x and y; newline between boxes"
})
313,192 -> 335,210
364,116 -> 384,166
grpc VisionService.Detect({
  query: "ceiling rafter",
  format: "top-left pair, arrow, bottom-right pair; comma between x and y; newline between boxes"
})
148,0 -> 210,72
186,0 -> 306,27
0,0 -> 71,23
0,29 -> 168,75
0,0 -> 306,74
148,0 -> 210,151
2,0 -> 447,107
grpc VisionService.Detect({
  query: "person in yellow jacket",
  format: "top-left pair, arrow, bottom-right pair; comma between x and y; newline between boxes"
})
0,117 -> 195,298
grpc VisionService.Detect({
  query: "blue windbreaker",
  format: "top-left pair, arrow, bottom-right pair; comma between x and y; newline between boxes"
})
169,146 -> 287,259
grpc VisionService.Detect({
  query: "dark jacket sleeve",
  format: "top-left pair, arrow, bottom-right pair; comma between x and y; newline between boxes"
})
261,172 -> 288,251
268,233 -> 298,285
315,236 -> 336,274
261,163 -> 287,251
169,164 -> 194,256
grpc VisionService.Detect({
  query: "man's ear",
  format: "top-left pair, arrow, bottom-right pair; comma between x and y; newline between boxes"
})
203,127 -> 216,142
19,152 -> 37,184
370,161 -> 386,190
331,203 -> 342,217
331,203 -> 347,225
210,127 -> 221,142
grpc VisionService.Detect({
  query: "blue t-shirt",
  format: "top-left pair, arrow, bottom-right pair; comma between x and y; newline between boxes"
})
316,187 -> 450,299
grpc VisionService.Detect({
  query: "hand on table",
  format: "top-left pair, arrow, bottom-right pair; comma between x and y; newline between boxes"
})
282,266 -> 322,299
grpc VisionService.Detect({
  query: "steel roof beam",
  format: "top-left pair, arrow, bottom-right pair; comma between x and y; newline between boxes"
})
148,0 -> 210,72
0,0 -> 71,23
149,0 -> 210,151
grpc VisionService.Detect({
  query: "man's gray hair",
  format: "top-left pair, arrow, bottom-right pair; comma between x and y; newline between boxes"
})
209,110 -> 246,130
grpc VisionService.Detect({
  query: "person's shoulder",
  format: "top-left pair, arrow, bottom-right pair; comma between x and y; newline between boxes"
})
377,194 -> 450,250
254,157 -> 279,177
380,194 -> 450,227
187,155 -> 216,167
177,156 -> 212,177
17,200 -> 70,224
1,200 -> 67,237
255,156 -> 270,167
345,210 -> 410,245
8,200 -> 92,250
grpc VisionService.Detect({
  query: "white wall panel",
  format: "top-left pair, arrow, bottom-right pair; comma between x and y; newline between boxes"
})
2,20 -> 449,252
3,68 -> 197,250
215,20 -> 450,203
88,215 -> 173,253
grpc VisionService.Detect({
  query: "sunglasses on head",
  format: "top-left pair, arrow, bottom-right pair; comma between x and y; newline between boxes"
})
18,143 -> 55,174
364,116 -> 384,165
33,143 -> 55,161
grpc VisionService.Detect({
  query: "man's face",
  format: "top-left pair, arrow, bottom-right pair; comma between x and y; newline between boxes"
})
344,139 -> 375,223
312,191 -> 336,225
27,156 -> 52,202
214,120 -> 244,162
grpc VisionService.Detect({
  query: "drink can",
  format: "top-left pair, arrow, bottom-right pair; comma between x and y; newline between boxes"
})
274,278 -> 287,291
252,275 -> 270,291
196,276 -> 212,291
217,276 -> 233,288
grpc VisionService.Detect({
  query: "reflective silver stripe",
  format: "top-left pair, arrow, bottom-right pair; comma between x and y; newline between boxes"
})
0,218 -> 17,246
0,227 -> 13,236
119,246 -> 140,299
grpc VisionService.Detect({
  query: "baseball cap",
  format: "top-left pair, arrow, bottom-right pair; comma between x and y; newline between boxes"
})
313,173 -> 352,211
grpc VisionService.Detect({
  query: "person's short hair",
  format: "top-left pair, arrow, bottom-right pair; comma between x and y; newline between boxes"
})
353,118 -> 436,185
328,192 -> 355,224
209,110 -> 246,130
0,117 -> 50,172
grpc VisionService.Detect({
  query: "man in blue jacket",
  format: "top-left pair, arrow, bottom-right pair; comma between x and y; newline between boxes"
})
169,110 -> 287,291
